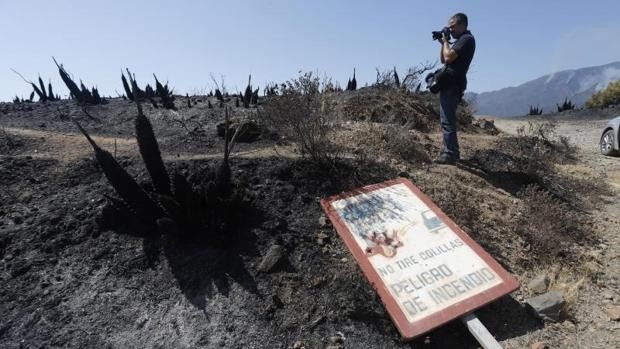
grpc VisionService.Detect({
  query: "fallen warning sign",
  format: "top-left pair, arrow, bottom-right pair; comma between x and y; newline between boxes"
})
320,178 -> 519,340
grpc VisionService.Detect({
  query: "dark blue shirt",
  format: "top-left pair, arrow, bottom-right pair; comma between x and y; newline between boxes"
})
447,30 -> 475,90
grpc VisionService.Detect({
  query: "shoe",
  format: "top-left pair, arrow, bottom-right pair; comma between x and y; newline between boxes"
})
433,153 -> 457,165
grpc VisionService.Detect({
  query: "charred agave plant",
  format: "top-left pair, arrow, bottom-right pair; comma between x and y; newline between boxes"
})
53,57 -> 106,105
346,68 -> 357,91
75,91 -> 244,244
556,98 -> 575,112
121,69 -> 175,110
214,89 -> 224,102
153,74 -> 176,110
528,105 -> 543,116
123,70 -> 159,108
243,75 -> 253,108
10,69 -> 60,102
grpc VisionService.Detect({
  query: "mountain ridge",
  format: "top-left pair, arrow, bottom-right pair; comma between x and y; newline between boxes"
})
467,61 -> 620,116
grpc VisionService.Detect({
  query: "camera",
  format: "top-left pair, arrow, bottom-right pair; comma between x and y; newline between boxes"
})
425,66 -> 456,94
432,27 -> 451,41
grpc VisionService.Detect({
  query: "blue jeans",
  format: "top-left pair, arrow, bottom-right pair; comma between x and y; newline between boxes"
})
439,86 -> 461,159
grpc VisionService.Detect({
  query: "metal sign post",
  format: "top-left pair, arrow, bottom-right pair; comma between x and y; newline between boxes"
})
461,313 -> 503,349
321,178 -> 519,342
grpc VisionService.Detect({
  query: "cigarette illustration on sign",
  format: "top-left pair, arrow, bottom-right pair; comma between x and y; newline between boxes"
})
321,178 -> 519,340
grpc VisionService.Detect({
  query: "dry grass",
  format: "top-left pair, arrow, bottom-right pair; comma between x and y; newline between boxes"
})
340,88 -> 437,131
339,87 -> 474,132
344,122 -> 432,164
383,126 -> 432,163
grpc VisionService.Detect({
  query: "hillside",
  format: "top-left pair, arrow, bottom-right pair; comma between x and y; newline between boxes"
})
468,61 -> 620,116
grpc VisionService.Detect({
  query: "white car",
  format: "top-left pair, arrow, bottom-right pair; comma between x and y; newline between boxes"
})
600,116 -> 620,156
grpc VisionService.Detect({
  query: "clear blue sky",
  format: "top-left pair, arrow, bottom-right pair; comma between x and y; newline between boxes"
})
1,0 -> 619,101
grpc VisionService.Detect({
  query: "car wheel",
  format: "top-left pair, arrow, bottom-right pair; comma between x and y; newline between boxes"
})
600,129 -> 617,156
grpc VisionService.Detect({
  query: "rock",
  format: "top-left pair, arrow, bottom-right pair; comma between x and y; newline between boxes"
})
603,305 -> 620,321
317,232 -> 329,245
528,275 -> 550,294
328,332 -> 345,344
258,245 -> 284,272
135,316 -> 148,329
525,291 -> 565,322
602,290 -> 615,300
235,121 -> 261,142
473,118 -> 499,134
10,263 -> 31,278
291,340 -> 304,349
318,215 -> 327,227
11,215 -> 23,225
311,276 -> 324,288
18,191 -> 33,202
530,342 -> 548,349
308,315 -> 325,329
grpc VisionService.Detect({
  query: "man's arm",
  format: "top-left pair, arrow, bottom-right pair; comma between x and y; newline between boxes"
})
440,44 -> 445,63
442,35 -> 458,64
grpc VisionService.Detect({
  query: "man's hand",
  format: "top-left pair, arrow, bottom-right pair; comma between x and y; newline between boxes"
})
442,32 -> 450,43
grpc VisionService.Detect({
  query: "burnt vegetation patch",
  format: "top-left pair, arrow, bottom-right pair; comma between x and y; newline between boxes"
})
511,185 -> 587,261
466,148 -> 543,196
74,78 -> 261,308
83,109 -> 253,244
467,120 -> 589,206
461,126 -> 606,264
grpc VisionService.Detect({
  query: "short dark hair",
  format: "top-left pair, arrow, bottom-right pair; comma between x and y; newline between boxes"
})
451,13 -> 468,27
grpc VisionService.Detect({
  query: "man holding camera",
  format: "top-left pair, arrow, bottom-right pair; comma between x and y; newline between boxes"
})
435,13 -> 475,165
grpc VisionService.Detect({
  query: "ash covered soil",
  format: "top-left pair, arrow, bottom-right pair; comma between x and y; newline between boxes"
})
1,93 -> 619,348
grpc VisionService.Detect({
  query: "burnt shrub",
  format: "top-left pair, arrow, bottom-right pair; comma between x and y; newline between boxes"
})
512,120 -> 576,164
262,72 -> 342,168
473,132 -> 600,211
471,119 -> 606,231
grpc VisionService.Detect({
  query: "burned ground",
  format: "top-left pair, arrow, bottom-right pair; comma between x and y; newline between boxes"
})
0,89 -> 617,348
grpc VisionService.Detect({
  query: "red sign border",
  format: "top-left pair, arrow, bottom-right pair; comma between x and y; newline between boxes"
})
320,178 -> 520,341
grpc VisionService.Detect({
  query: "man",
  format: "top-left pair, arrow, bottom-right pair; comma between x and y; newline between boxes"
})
435,13 -> 475,165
